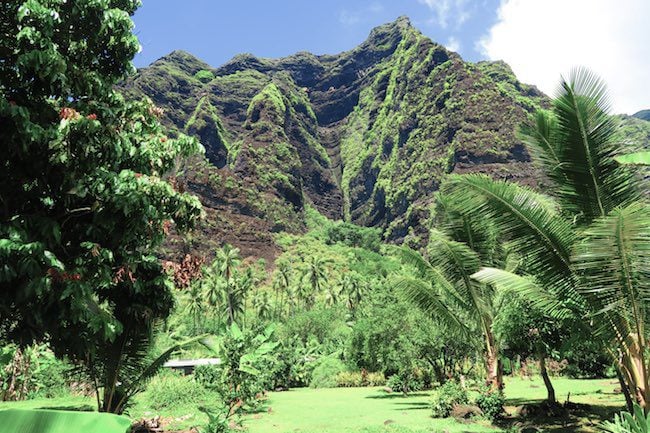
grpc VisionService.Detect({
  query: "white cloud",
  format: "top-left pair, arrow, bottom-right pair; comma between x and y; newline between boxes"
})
446,36 -> 461,52
418,0 -> 471,29
339,3 -> 384,27
479,0 -> 650,114
339,10 -> 361,26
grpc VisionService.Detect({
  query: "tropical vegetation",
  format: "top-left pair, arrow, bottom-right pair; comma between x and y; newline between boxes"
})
1,1 -> 649,433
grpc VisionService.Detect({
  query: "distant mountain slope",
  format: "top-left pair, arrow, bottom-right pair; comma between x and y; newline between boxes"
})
633,109 -> 650,121
122,17 -> 645,261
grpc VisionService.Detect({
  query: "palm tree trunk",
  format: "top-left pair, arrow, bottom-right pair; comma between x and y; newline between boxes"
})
484,328 -> 503,390
538,351 -> 556,403
485,331 -> 503,390
616,364 -> 635,412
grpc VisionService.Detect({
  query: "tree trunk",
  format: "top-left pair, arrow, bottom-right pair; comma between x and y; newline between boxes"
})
538,352 -> 556,403
616,365 -> 635,413
485,331 -> 503,390
620,334 -> 650,412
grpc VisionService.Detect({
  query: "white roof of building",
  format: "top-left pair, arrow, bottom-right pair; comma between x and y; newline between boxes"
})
163,358 -> 221,368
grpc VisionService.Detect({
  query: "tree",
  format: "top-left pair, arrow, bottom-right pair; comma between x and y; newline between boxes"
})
185,284 -> 205,335
396,228 -> 505,390
339,273 -> 365,312
214,244 -> 242,325
0,0 -> 203,412
272,261 -> 292,319
494,295 -> 565,402
301,257 -> 328,308
446,69 -> 648,411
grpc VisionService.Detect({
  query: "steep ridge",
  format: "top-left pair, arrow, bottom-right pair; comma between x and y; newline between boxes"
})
120,17 -> 559,260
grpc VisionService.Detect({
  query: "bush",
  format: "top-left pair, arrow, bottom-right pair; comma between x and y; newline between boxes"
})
386,371 -> 424,394
194,364 -> 221,388
475,387 -> 505,422
194,69 -> 215,83
335,371 -> 363,387
310,357 -> 346,388
431,381 -> 468,418
145,371 -> 205,410
334,371 -> 385,387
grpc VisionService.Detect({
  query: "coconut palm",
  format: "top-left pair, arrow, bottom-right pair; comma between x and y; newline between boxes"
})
273,262 -> 292,318
339,273 -> 365,311
301,257 -> 329,308
185,284 -> 205,334
254,291 -> 273,320
324,284 -> 342,306
396,226 -> 504,389
215,244 -> 242,325
444,68 -> 648,410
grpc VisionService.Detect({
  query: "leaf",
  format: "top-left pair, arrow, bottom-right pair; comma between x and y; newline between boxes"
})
615,152 -> 650,166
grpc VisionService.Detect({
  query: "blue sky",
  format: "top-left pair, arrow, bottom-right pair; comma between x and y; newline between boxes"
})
132,0 -> 501,68
132,0 -> 648,113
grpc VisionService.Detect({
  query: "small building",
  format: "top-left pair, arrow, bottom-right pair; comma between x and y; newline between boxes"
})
163,358 -> 221,375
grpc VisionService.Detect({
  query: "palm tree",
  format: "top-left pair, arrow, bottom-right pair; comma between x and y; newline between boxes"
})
215,244 -> 242,325
273,262 -> 292,319
324,284 -> 341,306
396,227 -> 504,390
254,291 -> 273,320
185,284 -> 205,334
301,257 -> 328,308
339,273 -> 365,311
445,68 -> 648,410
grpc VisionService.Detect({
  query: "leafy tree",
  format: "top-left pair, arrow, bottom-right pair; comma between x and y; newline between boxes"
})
0,0 -> 203,412
493,295 -> 564,402
448,69 -> 649,411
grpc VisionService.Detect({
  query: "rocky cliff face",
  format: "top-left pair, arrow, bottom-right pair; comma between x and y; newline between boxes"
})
120,17 -> 554,260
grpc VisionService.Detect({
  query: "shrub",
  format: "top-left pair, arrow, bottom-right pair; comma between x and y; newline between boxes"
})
386,370 -> 424,394
145,371 -> 205,410
194,364 -> 221,388
367,372 -> 386,386
431,381 -> 468,418
310,357 -> 346,388
335,371 -> 363,387
335,371 -> 386,387
195,69 -> 215,83
475,387 -> 505,422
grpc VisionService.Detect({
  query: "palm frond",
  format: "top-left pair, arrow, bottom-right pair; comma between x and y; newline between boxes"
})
553,67 -> 639,219
573,203 -> 650,343
444,174 -> 575,291
393,276 -> 468,335
435,193 -> 504,267
472,267 -> 572,319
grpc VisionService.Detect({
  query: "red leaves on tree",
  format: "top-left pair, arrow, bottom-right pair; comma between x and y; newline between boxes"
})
162,254 -> 205,289
47,268 -> 81,282
59,107 -> 80,120
113,266 -> 136,284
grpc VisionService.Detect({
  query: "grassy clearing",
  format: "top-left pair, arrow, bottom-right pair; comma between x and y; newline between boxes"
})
0,377 -> 625,433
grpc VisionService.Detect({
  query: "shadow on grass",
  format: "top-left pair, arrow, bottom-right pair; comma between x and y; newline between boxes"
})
36,405 -> 95,412
390,402 -> 430,411
497,402 -> 623,433
365,392 -> 429,400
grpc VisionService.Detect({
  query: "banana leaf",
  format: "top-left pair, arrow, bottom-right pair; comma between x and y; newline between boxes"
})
0,409 -> 131,433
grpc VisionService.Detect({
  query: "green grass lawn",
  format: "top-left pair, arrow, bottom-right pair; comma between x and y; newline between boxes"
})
0,377 -> 626,433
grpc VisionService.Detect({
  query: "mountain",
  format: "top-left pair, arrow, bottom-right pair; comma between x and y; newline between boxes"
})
119,17 -> 553,261
634,110 -> 650,121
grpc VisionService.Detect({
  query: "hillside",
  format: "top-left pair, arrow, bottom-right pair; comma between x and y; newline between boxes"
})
120,17 -> 608,261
